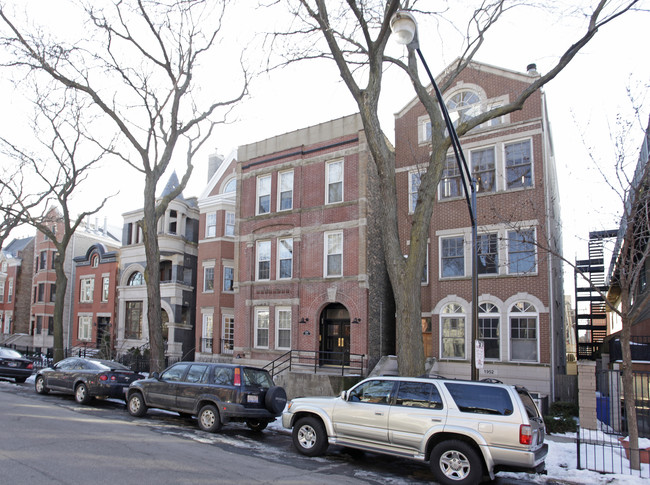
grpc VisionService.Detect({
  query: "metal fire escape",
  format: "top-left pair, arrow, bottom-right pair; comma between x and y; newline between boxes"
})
574,230 -> 618,360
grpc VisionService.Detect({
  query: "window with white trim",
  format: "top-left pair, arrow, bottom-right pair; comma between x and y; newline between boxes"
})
203,266 -> 215,292
278,238 -> 293,279
276,307 -> 291,350
279,170 -> 294,211
325,231 -> 343,277
225,211 -> 235,236
408,170 -> 421,213
223,266 -> 234,292
7,279 -> 12,303
223,178 -> 236,193
505,139 -> 533,189
80,278 -> 94,303
479,303 -> 500,360
446,90 -> 481,128
78,315 -> 92,341
206,213 -> 217,238
257,175 -> 271,215
222,315 -> 234,354
257,240 -> 271,280
471,147 -> 495,193
508,229 -> 536,274
441,303 -> 465,359
477,233 -> 498,275
102,277 -> 110,302
254,307 -> 269,348
0,282 -> 3,303
441,236 -> 464,278
440,155 -> 463,199
202,314 -> 213,352
509,302 -> 538,362
326,160 -> 343,204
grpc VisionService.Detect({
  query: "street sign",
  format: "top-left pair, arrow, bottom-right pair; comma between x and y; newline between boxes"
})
475,340 -> 484,369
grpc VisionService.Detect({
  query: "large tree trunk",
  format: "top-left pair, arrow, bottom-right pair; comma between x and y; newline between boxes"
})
142,179 -> 165,373
52,257 -> 67,363
392,271 -> 425,376
619,288 -> 640,470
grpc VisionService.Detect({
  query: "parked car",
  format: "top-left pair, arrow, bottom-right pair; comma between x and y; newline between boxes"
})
0,347 -> 34,383
126,362 -> 287,433
282,376 -> 547,485
35,357 -> 144,404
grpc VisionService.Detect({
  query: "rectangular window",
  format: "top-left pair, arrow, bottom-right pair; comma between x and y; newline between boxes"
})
471,147 -> 495,193
278,238 -> 293,279
223,266 -> 234,292
203,266 -> 215,292
222,315 -> 234,354
477,233 -> 498,274
206,213 -> 217,238
125,301 -> 143,339
36,315 -> 42,334
419,119 -> 432,144
409,171 -> 421,213
279,170 -> 294,211
508,229 -> 536,274
78,315 -> 92,341
441,236 -> 464,278
49,283 -> 56,303
440,155 -> 463,199
326,160 -> 343,204
80,278 -> 94,303
47,316 -> 53,336
37,283 -> 45,302
6,279 -> 11,303
442,317 -> 465,359
257,241 -> 271,280
505,140 -> 532,189
276,307 -> 291,350
255,308 -> 269,348
102,277 -> 110,302
39,251 -> 47,270
225,211 -> 235,236
510,317 -> 538,361
325,231 -> 343,277
257,175 -> 271,215
202,314 -> 213,353
479,317 -> 500,360
0,282 -> 4,303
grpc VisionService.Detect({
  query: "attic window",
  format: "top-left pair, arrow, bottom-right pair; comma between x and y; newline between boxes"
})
446,90 -> 481,128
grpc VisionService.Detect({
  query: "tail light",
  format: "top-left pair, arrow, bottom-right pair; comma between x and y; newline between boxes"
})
520,424 -> 533,445
99,374 -> 108,381
234,367 -> 241,386
27,362 -> 34,370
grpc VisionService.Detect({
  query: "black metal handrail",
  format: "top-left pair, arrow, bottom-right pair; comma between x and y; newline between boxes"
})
264,349 -> 365,378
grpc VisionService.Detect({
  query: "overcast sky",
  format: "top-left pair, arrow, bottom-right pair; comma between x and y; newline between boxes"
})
1,1 -> 649,295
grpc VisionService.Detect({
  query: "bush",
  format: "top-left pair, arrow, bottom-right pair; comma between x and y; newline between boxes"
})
544,400 -> 578,434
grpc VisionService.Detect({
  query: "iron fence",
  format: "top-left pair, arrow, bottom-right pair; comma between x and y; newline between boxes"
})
578,428 -> 649,478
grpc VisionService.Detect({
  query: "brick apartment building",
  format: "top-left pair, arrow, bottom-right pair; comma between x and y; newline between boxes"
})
71,243 -> 119,355
394,60 -> 564,400
0,236 -> 34,340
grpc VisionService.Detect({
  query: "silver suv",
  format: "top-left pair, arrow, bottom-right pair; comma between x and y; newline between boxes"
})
282,376 -> 547,485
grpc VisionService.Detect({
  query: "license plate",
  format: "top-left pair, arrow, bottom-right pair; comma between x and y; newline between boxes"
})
247,395 -> 259,403
7,362 -> 17,367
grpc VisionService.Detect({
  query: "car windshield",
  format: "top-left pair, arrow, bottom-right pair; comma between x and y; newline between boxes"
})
88,359 -> 131,371
0,348 -> 22,358
242,368 -> 274,388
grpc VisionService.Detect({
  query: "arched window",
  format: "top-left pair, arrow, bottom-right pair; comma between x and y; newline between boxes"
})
91,255 -> 99,268
479,303 -> 500,360
440,303 -> 465,359
446,90 -> 481,127
509,302 -> 538,362
223,178 -> 236,194
128,272 -> 144,286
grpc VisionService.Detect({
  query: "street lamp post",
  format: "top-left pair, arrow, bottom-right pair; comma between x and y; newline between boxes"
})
391,10 -> 481,380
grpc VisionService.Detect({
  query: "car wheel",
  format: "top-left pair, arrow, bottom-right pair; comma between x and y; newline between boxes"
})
127,392 -> 148,417
14,377 -> 27,383
75,383 -> 93,404
264,386 -> 288,415
430,440 -> 483,485
246,419 -> 269,432
197,404 -> 223,433
35,375 -> 49,394
292,416 -> 328,457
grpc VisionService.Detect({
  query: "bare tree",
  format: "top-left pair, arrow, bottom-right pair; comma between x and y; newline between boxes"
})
267,0 -> 641,376
0,88 -> 111,363
0,0 -> 248,372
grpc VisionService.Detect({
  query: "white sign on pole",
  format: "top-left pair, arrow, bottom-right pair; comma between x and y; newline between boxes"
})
475,340 -> 484,369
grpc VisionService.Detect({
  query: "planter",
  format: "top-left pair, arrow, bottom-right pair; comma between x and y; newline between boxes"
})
618,437 -> 650,464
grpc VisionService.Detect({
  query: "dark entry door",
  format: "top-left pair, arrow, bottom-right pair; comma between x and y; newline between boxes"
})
96,317 -> 111,350
319,304 -> 350,366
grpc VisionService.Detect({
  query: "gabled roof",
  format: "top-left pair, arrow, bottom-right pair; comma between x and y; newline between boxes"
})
1,236 -> 34,258
199,150 -> 237,201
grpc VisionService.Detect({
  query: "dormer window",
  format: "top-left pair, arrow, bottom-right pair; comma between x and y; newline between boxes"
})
92,255 -> 99,268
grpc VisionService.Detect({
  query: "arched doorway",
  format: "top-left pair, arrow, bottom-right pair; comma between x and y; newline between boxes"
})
319,303 -> 350,366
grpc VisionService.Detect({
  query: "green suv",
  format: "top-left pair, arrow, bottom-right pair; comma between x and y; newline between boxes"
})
282,376 -> 547,485
127,362 -> 287,432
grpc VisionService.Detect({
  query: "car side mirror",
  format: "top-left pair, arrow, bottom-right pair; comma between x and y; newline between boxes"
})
340,390 -> 348,401
152,372 -> 160,380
